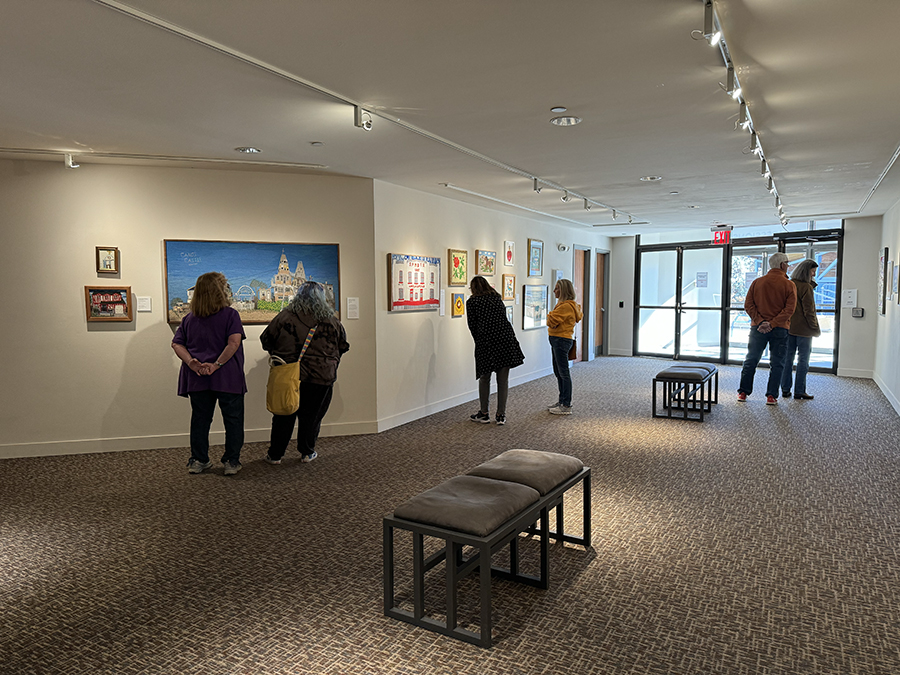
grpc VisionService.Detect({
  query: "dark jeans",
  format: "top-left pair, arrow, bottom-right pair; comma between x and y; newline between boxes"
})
268,382 -> 333,459
188,391 -> 244,465
478,367 -> 510,416
738,326 -> 788,398
549,336 -> 574,406
781,334 -> 813,395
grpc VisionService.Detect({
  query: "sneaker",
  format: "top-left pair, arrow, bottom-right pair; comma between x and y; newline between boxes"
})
223,461 -> 242,475
549,405 -> 572,415
766,395 -> 777,406
264,454 -> 282,465
547,402 -> 561,409
737,392 -> 747,402
496,414 -> 506,426
470,411 -> 491,424
187,459 -> 212,474
794,393 -> 814,400
782,390 -> 791,398
301,451 -> 318,463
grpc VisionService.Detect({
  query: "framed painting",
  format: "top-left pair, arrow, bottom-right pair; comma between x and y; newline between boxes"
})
449,248 -> 467,286
96,246 -> 119,274
878,247 -> 888,315
522,285 -> 548,330
894,263 -> 899,303
388,253 -> 440,312
476,249 -> 496,276
502,274 -> 516,300
504,240 -> 515,267
889,261 -> 895,301
451,293 -> 465,317
506,304 -> 514,324
528,238 -> 543,277
164,240 -> 340,325
85,285 -> 133,322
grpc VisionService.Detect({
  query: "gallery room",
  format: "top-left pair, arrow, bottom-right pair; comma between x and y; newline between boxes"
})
2,1 -> 900,673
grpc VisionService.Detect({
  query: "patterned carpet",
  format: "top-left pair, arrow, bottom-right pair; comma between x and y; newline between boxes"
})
2,356 -> 900,674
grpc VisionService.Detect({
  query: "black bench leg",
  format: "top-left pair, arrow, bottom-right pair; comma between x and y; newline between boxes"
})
383,522 -> 394,614
583,472 -> 592,548
509,533 -> 520,576
446,540 -> 459,631
539,507 -> 550,590
479,543 -> 492,647
413,533 -> 425,620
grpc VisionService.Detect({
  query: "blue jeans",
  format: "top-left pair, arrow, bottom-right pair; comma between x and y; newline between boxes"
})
549,336 -> 574,406
781,335 -> 812,395
188,391 -> 244,464
738,326 -> 788,398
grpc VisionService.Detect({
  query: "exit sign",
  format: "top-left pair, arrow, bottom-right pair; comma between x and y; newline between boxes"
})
711,226 -> 733,245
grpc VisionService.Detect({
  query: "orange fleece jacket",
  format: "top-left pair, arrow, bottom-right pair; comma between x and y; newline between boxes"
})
546,299 -> 583,338
744,269 -> 797,329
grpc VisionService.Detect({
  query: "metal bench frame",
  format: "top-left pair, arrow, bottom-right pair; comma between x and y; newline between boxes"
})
652,368 -> 719,422
383,467 -> 590,648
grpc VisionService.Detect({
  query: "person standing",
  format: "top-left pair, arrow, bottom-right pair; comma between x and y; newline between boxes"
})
737,252 -> 797,405
171,272 -> 247,475
260,281 -> 349,464
546,278 -> 583,415
781,259 -> 821,400
466,276 -> 525,425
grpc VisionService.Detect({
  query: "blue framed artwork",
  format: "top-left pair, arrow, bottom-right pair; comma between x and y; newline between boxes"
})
164,239 -> 340,324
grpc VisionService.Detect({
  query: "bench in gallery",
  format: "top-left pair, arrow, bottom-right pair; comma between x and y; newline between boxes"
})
652,363 -> 719,422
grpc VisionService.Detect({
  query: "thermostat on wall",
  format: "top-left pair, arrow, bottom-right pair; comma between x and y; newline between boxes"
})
851,307 -> 865,318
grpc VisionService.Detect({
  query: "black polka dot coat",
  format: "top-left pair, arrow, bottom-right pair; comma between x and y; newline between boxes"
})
466,293 -> 525,380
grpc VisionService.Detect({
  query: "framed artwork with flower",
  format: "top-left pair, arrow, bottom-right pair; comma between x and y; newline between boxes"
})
528,238 -> 543,277
476,249 -> 496,276
451,293 -> 465,317
504,240 -> 515,267
449,248 -> 467,286
502,274 -> 515,300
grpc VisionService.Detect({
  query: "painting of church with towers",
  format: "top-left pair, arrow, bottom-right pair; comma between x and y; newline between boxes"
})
164,240 -> 340,325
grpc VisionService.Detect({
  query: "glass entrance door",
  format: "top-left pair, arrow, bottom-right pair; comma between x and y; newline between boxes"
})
784,241 -> 839,368
636,247 -> 724,360
727,243 -> 779,362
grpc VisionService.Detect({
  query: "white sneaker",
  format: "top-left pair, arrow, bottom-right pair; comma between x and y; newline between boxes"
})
301,451 -> 318,463
549,405 -> 572,416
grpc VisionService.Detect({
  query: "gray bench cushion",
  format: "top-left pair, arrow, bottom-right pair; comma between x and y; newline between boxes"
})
467,449 -> 583,496
393,475 -> 540,537
655,367 -> 711,381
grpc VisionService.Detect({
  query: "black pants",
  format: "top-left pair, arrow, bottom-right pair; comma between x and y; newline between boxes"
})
268,382 -> 333,459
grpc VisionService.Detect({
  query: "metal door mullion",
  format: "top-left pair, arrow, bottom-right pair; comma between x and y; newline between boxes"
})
674,247 -> 683,359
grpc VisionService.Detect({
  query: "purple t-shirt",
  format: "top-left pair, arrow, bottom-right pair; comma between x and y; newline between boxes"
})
172,307 -> 247,397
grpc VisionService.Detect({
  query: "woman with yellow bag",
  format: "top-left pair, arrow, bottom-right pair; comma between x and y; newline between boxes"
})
260,281 -> 349,464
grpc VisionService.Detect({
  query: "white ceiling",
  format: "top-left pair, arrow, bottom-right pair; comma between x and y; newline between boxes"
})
3,0 -> 900,236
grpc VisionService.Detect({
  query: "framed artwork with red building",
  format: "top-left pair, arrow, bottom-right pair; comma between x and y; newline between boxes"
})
388,253 -> 441,312
85,286 -> 133,322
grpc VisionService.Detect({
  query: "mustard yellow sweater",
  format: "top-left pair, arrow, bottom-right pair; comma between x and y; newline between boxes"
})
546,299 -> 583,338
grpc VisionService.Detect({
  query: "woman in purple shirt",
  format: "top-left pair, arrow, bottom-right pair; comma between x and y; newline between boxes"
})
171,272 -> 247,475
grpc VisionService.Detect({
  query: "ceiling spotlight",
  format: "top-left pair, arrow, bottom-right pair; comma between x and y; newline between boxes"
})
628,215 -> 633,224
561,191 -> 571,203
750,132 -> 762,156
234,146 -> 261,153
704,1 -> 722,46
640,175 -> 662,182
354,106 -> 373,131
550,116 -> 582,127
739,102 -> 750,130
725,66 -> 736,96
761,159 -> 769,176
64,153 -> 79,169
766,176 -> 775,193
612,209 -> 618,221
533,178 -> 542,194
584,199 -> 592,211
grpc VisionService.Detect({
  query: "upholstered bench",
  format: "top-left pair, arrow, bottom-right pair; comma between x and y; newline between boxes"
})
652,363 -> 719,422
383,449 -> 591,647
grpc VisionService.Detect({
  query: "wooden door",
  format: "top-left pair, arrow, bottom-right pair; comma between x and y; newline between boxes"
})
572,249 -> 586,362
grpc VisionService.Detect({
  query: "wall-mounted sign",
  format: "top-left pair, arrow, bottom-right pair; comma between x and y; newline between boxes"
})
711,225 -> 733,245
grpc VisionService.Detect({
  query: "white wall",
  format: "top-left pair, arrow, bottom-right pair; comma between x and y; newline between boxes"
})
838,217 -> 881,379
0,159 -> 378,458
872,207 -> 900,413
608,237 -> 636,355
372,181 -> 612,430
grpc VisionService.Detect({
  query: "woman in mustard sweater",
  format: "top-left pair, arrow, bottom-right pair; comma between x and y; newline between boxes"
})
546,278 -> 583,415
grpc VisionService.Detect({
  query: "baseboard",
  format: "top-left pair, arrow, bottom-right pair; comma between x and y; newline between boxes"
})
608,348 -> 633,356
872,372 -> 900,417
836,367 -> 874,379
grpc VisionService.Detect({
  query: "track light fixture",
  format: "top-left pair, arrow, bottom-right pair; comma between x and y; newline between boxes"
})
64,153 -> 79,169
749,132 -> 762,156
628,215 -> 633,224
353,106 -> 373,131
584,199 -> 592,211
766,176 -> 775,193
561,191 -> 571,203
703,1 -> 722,46
612,209 -> 618,221
761,159 -> 769,177
739,102 -> 750,130
533,178 -> 542,194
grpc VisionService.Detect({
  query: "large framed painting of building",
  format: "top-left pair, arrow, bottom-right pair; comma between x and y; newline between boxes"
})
388,253 -> 441,311
164,240 -> 340,325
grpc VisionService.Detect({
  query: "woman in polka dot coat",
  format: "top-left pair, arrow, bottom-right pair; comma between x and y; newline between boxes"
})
466,276 -> 525,425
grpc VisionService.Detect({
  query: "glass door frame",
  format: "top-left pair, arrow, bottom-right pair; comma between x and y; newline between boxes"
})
634,228 -> 843,371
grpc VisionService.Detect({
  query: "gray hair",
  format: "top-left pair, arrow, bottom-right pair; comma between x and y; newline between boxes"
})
289,281 -> 334,322
768,252 -> 789,269
790,259 -> 819,283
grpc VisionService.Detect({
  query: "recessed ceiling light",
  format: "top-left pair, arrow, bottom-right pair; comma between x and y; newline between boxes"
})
550,106 -> 567,113
669,191 -> 679,195
550,116 -> 582,127
640,175 -> 662,182
234,146 -> 261,153
309,141 -> 324,147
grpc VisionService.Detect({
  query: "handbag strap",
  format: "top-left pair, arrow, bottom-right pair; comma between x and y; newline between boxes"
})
298,325 -> 316,362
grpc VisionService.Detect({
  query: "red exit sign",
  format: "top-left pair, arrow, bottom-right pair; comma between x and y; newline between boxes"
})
711,227 -> 733,244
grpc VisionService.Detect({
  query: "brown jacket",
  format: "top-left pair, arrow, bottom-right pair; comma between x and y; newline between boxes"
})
788,280 -> 821,337
744,268 -> 797,329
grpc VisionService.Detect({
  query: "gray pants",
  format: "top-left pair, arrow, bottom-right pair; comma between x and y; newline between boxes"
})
478,367 -> 510,416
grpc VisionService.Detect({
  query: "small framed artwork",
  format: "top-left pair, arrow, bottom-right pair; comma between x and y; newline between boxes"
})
889,261 -> 895,301
476,249 -> 496,276
878,247 -> 888,315
96,247 -> 119,274
85,286 -> 133,322
449,249 -> 468,287
502,274 -> 516,300
451,292 -> 465,317
528,238 -> 543,277
504,240 -> 515,267
894,263 -> 899,303
506,304 -> 514,324
522,285 -> 548,330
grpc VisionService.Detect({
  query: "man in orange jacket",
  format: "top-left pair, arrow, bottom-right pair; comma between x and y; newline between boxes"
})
738,252 -> 797,405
